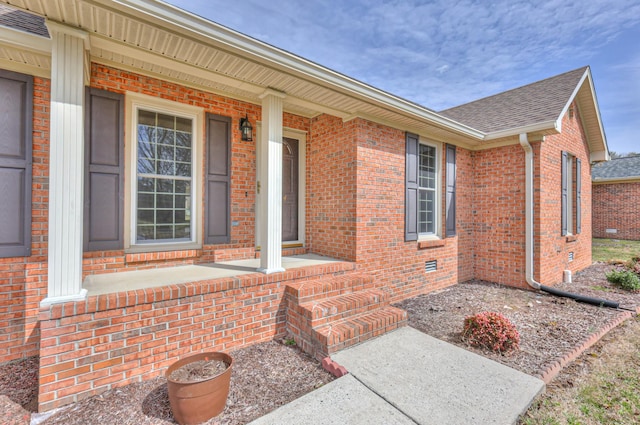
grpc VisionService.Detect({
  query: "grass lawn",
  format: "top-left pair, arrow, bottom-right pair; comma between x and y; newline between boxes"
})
520,238 -> 640,424
521,317 -> 640,425
592,238 -> 640,263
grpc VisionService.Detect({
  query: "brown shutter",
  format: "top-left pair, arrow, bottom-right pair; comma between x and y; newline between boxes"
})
405,132 -> 419,241
205,113 -> 231,244
561,151 -> 568,236
445,144 -> 457,237
0,70 -> 32,258
84,88 -> 124,251
576,157 -> 581,234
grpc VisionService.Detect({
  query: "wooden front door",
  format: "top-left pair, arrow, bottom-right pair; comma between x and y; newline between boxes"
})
282,137 -> 299,242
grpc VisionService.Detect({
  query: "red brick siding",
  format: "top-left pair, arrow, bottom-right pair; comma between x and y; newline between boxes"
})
537,105 -> 592,284
37,262 -> 355,412
342,119 -> 468,301
0,77 -> 50,362
307,115 -> 358,261
472,144 -> 527,287
84,63 -> 311,275
593,182 -> 640,240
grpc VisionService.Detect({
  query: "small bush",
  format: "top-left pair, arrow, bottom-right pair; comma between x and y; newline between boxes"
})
606,269 -> 640,292
462,312 -> 520,353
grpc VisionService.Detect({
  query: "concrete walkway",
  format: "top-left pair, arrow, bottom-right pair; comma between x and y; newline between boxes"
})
250,327 -> 545,425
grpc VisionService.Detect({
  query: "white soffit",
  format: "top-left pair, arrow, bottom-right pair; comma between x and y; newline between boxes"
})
2,0 -> 484,145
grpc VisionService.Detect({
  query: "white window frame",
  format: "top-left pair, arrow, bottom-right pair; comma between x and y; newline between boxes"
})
124,92 -> 204,252
418,139 -> 442,239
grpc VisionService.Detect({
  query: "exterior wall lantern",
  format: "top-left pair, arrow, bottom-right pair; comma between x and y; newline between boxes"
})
239,115 -> 253,141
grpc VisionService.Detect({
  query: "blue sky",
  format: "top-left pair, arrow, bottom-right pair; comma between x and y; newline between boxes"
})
167,0 -> 640,154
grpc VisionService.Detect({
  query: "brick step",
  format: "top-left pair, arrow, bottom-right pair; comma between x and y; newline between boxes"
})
313,306 -> 407,359
285,273 -> 375,304
299,289 -> 390,327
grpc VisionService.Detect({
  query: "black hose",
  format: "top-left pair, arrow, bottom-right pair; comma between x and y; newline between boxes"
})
539,285 -> 620,309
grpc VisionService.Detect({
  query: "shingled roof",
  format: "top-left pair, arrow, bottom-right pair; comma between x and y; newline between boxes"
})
592,156 -> 640,181
0,4 -> 48,37
439,67 -> 588,134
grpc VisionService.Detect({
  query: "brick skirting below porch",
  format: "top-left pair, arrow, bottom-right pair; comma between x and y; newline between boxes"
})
37,261 -> 355,412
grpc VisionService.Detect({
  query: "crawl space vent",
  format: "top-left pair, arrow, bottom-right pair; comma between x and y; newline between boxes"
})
568,252 -> 574,262
425,260 -> 437,273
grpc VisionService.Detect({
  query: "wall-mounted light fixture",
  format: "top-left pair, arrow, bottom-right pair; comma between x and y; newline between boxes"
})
239,114 -> 253,141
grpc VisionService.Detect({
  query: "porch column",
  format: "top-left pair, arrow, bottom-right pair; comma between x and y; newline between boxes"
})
41,22 -> 90,305
258,89 -> 286,274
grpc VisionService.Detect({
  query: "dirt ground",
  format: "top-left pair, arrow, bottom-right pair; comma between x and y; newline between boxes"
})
1,262 -> 637,424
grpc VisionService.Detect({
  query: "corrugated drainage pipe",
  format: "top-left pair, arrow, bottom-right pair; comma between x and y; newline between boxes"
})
519,134 -> 619,309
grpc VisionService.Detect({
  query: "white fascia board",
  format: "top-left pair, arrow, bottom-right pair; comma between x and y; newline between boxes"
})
590,150 -> 610,163
483,120 -> 559,141
592,176 -> 640,184
0,25 -> 51,54
104,0 -> 485,140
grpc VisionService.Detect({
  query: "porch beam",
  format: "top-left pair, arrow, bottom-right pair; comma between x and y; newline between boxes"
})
41,21 -> 89,305
258,89 -> 286,274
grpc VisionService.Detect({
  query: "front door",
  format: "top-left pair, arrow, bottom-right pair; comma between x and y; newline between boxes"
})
282,137 -> 299,242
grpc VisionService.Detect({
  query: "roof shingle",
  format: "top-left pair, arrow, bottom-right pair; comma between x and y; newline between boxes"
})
439,67 -> 588,134
592,156 -> 640,180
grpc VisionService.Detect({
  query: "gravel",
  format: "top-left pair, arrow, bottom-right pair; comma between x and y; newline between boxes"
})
1,263 -> 638,425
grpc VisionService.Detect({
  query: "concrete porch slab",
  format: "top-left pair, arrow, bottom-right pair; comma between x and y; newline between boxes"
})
83,254 -> 343,296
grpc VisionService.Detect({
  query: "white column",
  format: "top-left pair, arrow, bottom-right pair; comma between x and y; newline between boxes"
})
258,89 -> 286,274
41,22 -> 90,305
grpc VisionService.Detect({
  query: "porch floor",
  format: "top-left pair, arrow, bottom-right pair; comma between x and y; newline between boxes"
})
83,254 -> 343,296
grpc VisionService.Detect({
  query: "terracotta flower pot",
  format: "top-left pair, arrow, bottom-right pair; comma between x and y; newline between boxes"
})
166,352 -> 233,425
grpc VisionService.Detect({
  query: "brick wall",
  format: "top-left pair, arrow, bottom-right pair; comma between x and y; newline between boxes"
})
37,262 -> 355,412
307,114 -> 358,261
83,63 -> 311,276
0,77 -> 50,362
593,181 -> 640,240
537,105 -> 592,284
472,144 -> 527,287
353,119 -> 463,301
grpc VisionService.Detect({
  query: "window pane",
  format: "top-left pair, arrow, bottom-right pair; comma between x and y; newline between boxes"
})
134,110 -> 193,243
417,142 -> 437,236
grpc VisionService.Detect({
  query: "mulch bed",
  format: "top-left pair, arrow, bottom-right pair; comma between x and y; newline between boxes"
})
1,262 -> 638,424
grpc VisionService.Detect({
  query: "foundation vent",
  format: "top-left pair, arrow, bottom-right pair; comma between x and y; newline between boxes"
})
568,252 -> 574,262
425,260 -> 437,273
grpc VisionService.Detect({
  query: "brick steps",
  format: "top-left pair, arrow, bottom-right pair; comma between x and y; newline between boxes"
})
285,273 -> 375,304
299,288 -> 389,327
313,306 -> 407,357
285,272 -> 407,360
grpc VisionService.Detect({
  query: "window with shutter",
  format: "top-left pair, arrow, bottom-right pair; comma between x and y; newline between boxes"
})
561,151 -> 581,236
405,132 -> 442,241
0,69 -> 32,258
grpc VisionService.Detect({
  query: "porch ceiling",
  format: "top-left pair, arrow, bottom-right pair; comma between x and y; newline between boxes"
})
1,0 -> 485,148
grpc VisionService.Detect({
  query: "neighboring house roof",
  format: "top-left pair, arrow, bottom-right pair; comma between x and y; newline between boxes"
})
0,4 -> 48,37
592,156 -> 640,182
0,0 -> 609,159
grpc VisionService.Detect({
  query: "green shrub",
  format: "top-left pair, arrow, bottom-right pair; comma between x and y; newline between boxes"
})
462,312 -> 520,353
606,269 -> 640,292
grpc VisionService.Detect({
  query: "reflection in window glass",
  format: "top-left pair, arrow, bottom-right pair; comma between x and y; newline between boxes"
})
135,109 -> 193,243
418,144 -> 437,235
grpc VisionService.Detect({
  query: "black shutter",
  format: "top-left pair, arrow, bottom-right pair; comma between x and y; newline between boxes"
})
561,151 -> 568,236
445,144 -> 457,237
0,70 -> 32,258
576,157 -> 581,234
84,88 -> 124,251
405,132 -> 419,241
205,113 -> 231,244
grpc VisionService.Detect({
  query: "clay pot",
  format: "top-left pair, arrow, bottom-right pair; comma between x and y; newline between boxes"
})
166,352 -> 233,425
